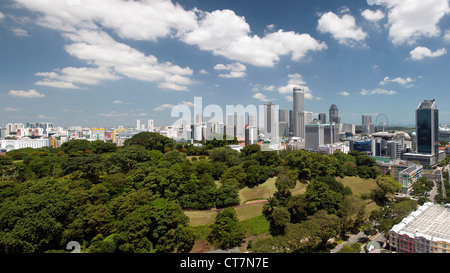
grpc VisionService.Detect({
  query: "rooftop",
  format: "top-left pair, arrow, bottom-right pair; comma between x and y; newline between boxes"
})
417,99 -> 437,110
392,203 -> 450,243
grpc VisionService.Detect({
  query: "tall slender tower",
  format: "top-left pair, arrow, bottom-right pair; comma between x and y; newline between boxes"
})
362,114 -> 372,134
293,87 -> 304,137
416,99 -> 438,160
264,102 -> 278,141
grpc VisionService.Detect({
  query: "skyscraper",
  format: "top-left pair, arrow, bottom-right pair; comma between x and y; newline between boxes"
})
293,87 -> 305,137
416,99 -> 438,158
264,102 -> 278,141
362,114 -> 373,134
329,104 -> 340,124
296,111 -> 313,138
245,126 -> 258,146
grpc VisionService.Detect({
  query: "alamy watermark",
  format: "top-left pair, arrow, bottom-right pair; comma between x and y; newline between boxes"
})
170,96 -> 281,149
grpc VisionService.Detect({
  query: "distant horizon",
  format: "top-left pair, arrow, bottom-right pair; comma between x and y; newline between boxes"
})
2,0 -> 450,127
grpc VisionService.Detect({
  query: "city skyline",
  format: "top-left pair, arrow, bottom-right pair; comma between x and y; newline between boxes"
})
2,0 -> 450,128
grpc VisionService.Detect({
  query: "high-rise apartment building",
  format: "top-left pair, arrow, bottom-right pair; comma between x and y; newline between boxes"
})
136,120 -> 141,130
147,120 -> 154,132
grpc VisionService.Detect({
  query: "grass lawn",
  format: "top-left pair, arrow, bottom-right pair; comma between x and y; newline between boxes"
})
186,176 -> 307,226
337,176 -> 380,212
239,177 -> 277,205
185,210 -> 218,226
186,176 -> 379,226
337,176 -> 377,196
185,202 -> 266,226
239,177 -> 307,204
241,214 -> 270,236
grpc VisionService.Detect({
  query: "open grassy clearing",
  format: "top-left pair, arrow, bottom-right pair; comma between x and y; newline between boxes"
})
337,176 -> 380,212
337,176 -> 377,195
186,176 -> 380,226
239,177 -> 307,204
186,176 -> 307,226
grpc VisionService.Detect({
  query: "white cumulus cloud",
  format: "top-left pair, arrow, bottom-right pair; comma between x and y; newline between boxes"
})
278,74 -> 314,100
214,62 -> 247,78
361,9 -> 385,22
317,11 -> 367,46
253,92 -> 275,102
409,46 -> 447,60
379,76 -> 415,86
9,89 -> 45,98
360,88 -> 397,96
377,0 -> 450,45
182,9 -> 326,67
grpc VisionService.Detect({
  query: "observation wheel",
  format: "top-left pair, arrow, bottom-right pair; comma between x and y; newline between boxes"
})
375,113 -> 389,132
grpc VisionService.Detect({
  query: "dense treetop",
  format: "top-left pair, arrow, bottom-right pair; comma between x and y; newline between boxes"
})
0,133 -> 414,253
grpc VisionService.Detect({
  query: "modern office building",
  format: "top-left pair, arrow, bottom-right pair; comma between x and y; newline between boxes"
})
362,114 -> 373,134
323,123 -> 339,145
245,126 -> 258,146
279,109 -> 289,123
292,88 -> 304,137
389,203 -> 450,253
340,123 -> 355,135
386,139 -> 404,160
305,124 -> 324,151
416,99 -> 439,159
329,104 -> 341,124
371,137 -> 385,157
296,111 -> 313,139
404,99 -> 441,167
264,102 -> 278,141
318,113 -> 327,124
353,139 -> 372,153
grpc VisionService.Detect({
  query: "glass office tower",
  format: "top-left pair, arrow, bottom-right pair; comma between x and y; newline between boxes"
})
416,99 -> 438,158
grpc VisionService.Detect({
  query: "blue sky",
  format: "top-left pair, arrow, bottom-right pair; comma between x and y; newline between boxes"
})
1,0 -> 450,128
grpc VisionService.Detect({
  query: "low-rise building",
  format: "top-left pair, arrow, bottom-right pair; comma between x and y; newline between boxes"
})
378,160 -> 423,194
389,203 -> 450,253
0,138 -> 50,152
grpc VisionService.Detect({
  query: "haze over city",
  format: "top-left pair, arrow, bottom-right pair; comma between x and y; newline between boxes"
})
1,0 -> 450,128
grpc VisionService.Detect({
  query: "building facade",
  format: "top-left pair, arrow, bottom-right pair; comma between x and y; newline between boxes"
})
416,99 -> 439,162
329,104 -> 340,124
292,87 -> 304,137
0,138 -> 50,151
389,203 -> 450,253
362,114 -> 373,135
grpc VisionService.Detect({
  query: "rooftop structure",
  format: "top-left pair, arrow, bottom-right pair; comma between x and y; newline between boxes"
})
390,203 -> 450,253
